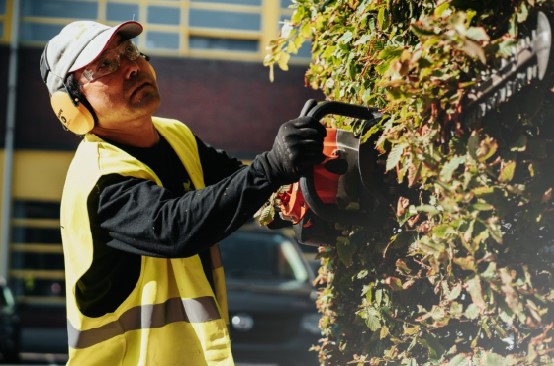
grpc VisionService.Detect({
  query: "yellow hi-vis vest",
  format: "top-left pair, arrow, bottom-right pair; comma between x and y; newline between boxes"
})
60,117 -> 233,365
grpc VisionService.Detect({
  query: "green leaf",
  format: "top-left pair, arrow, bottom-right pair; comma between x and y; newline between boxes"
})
466,276 -> 486,311
361,307 -> 381,331
447,283 -> 462,301
255,202 -> 275,226
300,22 -> 312,38
450,301 -> 463,317
471,201 -> 495,211
499,160 -> 516,183
472,186 -> 494,196
462,39 -> 486,64
375,288 -> 383,306
379,325 -> 389,340
411,22 -> 436,37
378,47 -> 404,61
421,332 -> 446,360
440,155 -> 465,182
434,2 -> 450,17
453,256 -> 476,272
464,303 -> 480,320
478,351 -> 512,366
448,353 -> 470,366
481,262 -> 497,279
477,136 -> 498,162
467,135 -> 480,161
386,143 -> 407,172
377,7 -> 385,30
465,27 -> 490,41
277,52 -> 290,71
497,39 -> 517,57
336,236 -> 355,267
338,31 -> 353,44
290,6 -> 306,24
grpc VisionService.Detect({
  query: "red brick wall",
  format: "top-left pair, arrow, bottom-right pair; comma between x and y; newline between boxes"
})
154,58 -> 323,158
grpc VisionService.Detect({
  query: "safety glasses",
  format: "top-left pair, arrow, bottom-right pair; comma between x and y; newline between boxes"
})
81,40 -> 142,83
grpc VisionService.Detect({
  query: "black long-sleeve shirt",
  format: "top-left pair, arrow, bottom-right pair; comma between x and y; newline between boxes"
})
78,135 -> 278,317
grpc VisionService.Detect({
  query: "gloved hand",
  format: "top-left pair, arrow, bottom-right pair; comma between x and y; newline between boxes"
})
262,100 -> 326,185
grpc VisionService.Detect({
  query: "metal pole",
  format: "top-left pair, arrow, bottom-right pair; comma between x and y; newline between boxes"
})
1,0 -> 21,280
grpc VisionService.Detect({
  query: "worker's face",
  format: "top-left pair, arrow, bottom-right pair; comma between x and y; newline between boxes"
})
75,36 -> 160,127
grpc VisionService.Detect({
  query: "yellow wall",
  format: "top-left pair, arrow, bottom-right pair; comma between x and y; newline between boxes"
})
0,150 -> 73,203
0,150 -> 72,303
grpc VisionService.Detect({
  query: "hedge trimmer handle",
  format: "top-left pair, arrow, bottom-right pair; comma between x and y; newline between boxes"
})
305,100 -> 381,122
299,101 -> 381,225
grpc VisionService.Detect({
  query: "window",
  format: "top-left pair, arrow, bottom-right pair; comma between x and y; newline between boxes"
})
146,31 -> 180,50
189,37 -> 257,52
196,0 -> 261,5
13,0 -> 310,62
148,6 -> 180,25
20,23 -> 64,42
106,3 -> 139,22
9,200 -> 65,304
21,0 -> 98,19
189,9 -> 260,31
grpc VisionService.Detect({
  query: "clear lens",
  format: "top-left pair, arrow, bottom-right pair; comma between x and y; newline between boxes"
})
82,40 -> 140,82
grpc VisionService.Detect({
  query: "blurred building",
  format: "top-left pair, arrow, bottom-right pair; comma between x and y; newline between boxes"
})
0,0 -> 321,348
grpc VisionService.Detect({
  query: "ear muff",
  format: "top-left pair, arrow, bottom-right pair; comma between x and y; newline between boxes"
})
45,51 -> 154,136
50,90 -> 95,135
41,42 -> 95,136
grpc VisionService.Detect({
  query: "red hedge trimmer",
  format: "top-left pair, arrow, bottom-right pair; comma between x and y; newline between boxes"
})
276,101 -> 383,245
267,10 -> 552,246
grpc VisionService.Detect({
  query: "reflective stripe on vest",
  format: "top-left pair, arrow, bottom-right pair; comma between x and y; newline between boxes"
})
68,296 -> 220,349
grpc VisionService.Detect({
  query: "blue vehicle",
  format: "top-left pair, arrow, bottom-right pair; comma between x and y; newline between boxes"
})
220,227 -> 321,366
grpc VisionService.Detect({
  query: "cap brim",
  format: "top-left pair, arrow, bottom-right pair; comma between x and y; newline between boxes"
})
69,21 -> 143,72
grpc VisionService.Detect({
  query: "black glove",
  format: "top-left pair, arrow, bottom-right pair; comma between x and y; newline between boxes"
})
262,101 -> 326,185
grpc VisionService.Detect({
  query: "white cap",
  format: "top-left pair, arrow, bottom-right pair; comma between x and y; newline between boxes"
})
40,20 -> 143,95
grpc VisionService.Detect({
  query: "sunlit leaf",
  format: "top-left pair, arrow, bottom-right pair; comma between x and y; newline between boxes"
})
447,283 -> 462,301
466,276 -> 486,310
477,136 -> 498,162
465,27 -> 490,41
499,160 -> 516,182
440,155 -> 465,182
277,52 -> 290,71
464,303 -> 480,320
478,351 -> 511,366
386,143 -> 407,172
448,353 -> 470,366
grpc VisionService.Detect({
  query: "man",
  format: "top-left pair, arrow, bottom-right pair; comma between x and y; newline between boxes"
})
39,20 -> 325,365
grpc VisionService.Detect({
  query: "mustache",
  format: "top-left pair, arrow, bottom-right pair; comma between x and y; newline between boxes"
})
127,70 -> 156,96
129,70 -> 154,87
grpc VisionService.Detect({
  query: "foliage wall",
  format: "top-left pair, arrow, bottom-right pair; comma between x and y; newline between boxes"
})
265,0 -> 554,364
